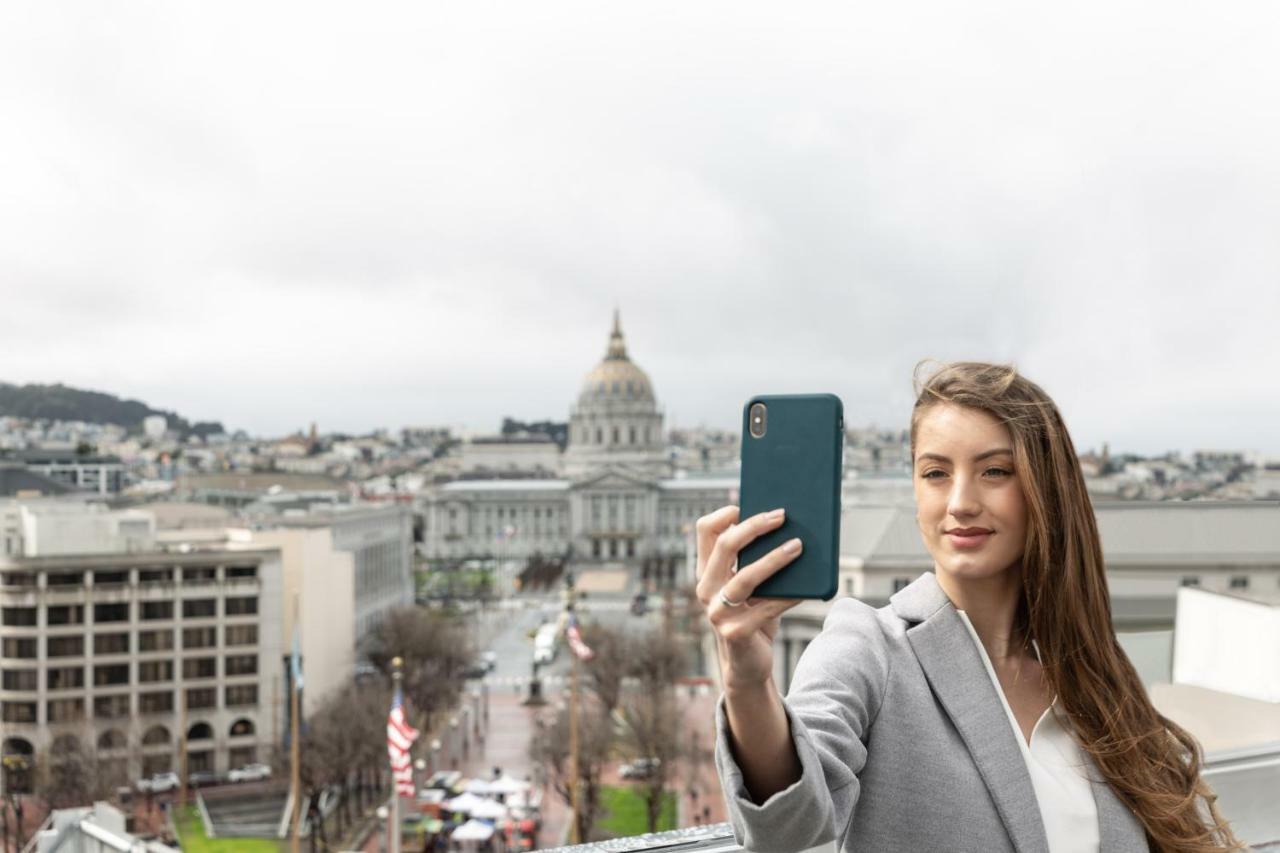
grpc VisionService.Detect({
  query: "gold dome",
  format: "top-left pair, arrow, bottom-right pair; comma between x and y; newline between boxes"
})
578,311 -> 656,404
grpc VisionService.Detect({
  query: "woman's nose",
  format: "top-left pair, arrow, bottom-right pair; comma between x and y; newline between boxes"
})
947,476 -> 982,518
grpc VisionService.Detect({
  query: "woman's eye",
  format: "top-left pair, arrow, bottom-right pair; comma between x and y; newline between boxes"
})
921,470 -> 944,479
985,468 -> 1011,477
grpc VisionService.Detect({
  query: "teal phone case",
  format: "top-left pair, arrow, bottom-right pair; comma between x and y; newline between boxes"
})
738,394 -> 843,600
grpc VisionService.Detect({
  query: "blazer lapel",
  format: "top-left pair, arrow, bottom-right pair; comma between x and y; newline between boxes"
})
895,573 -> 1051,853
1092,775 -> 1149,851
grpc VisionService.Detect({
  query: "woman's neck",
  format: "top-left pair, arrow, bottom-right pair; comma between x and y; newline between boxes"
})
936,566 -> 1028,662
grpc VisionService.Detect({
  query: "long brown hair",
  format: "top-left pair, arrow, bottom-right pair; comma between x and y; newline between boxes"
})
909,360 -> 1243,852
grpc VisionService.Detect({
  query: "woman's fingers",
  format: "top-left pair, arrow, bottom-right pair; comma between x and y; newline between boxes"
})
695,505 -> 739,581
698,508 -> 786,596
707,535 -> 802,613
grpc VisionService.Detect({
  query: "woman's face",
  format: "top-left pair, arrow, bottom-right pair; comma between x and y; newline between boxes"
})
913,403 -> 1027,583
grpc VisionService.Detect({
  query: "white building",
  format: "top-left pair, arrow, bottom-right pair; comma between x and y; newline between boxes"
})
420,314 -> 735,570
0,503 -> 283,792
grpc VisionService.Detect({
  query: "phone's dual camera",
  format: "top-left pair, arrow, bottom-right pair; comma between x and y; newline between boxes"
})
749,402 -> 768,438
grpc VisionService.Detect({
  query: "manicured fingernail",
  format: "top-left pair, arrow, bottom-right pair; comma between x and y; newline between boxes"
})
783,538 -> 802,554
768,508 -> 785,521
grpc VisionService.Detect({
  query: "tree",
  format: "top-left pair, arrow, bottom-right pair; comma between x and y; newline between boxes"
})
616,629 -> 687,833
38,728 -> 125,809
529,698 -> 614,843
362,608 -> 472,737
300,680 -> 392,840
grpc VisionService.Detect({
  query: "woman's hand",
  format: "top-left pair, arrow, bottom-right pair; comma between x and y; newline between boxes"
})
695,505 -> 804,693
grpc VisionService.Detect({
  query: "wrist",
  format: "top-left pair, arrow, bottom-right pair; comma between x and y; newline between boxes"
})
723,676 -> 777,704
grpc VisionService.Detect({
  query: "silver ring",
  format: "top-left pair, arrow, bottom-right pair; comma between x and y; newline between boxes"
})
718,589 -> 745,608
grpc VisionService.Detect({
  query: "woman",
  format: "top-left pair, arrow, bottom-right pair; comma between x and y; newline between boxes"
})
699,361 -> 1241,853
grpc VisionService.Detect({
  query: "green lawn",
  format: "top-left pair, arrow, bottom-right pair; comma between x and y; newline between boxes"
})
175,805 -> 283,853
596,785 -> 678,838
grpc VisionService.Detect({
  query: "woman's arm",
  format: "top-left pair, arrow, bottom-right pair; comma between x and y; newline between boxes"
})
723,678 -> 802,802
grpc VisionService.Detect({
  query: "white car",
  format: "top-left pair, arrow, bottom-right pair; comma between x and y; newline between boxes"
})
138,772 -> 180,793
228,763 -> 272,783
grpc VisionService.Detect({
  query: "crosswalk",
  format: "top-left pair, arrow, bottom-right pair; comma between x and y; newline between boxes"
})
482,674 -> 569,688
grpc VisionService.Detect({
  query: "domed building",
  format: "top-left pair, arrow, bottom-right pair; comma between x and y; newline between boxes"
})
420,312 -> 736,571
563,311 -> 667,478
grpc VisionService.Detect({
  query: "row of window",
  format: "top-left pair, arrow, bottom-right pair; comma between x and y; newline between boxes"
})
885,575 -> 1256,594
1,624 -> 257,659
0,597 -> 257,628
1,685 -> 259,723
2,655 -> 258,691
576,423 -> 654,446
0,565 -> 257,589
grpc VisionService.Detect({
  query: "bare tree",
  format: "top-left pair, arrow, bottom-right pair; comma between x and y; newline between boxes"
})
580,622 -> 629,713
363,608 -> 472,737
529,697 -> 613,843
38,727 -> 124,810
617,629 -> 687,833
301,680 -> 392,840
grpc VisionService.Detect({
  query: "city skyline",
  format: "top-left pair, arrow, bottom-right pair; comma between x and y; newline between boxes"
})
4,3 -> 1280,455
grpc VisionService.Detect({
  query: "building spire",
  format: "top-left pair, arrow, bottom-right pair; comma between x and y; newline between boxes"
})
606,308 -> 628,360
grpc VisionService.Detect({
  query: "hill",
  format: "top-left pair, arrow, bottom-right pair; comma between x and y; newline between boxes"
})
0,382 -> 225,438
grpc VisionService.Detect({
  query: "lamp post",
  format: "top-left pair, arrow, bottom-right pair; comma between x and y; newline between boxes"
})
429,739 -> 441,778
375,805 -> 390,853
414,759 -> 426,799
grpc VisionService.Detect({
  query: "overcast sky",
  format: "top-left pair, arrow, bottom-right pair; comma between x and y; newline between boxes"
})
2,2 -> 1279,457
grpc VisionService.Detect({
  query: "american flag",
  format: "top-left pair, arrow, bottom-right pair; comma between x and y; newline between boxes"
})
387,685 -> 419,797
565,612 -> 595,661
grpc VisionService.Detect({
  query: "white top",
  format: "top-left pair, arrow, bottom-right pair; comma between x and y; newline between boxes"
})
957,610 -> 1101,853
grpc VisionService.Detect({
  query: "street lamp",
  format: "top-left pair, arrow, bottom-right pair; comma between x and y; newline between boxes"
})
414,759 -> 426,798
375,806 -> 390,853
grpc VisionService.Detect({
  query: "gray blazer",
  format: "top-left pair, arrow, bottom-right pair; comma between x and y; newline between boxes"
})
714,571 -> 1150,853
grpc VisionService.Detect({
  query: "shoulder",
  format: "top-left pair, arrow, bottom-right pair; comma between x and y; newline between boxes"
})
790,598 -> 903,704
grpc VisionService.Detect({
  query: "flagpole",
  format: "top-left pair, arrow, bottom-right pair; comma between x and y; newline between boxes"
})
290,593 -> 301,853
567,577 -> 580,845
390,656 -> 404,853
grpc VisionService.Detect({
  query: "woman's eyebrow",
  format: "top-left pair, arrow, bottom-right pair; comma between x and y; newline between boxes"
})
916,448 -> 1013,464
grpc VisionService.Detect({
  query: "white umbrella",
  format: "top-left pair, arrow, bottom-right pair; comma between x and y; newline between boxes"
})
462,778 -> 495,795
468,799 -> 507,821
451,819 -> 495,842
488,774 -> 531,795
442,792 -> 487,813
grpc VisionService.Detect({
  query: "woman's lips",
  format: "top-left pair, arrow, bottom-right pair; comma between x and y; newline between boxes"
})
947,531 -> 992,548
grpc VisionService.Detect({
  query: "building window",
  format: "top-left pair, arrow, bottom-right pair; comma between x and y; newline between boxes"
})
225,625 -> 258,646
47,636 -> 85,658
225,597 -> 258,616
1229,576 -> 1249,590
595,427 -> 602,444
184,567 -> 217,583
2,638 -> 37,659
139,661 -> 174,683
94,695 -> 131,719
93,570 -> 128,586
2,572 -> 36,588
1,702 -> 37,723
94,633 -> 129,654
892,577 -> 911,593
182,599 -> 216,619
47,605 -> 85,626
93,665 -> 129,687
94,602 -> 129,623
46,572 -> 81,587
186,688 -> 217,710
225,685 -> 258,707
2,607 -> 37,626
225,655 -> 257,676
140,692 -> 174,714
138,569 -> 174,585
227,565 -> 257,580
183,627 -> 217,649
611,426 -> 620,445
183,658 -> 217,680
629,426 -> 637,444
1179,576 -> 1200,587
47,698 -> 85,723
229,746 -> 257,767
139,630 -> 174,652
142,601 -> 174,621
1,670 -> 37,691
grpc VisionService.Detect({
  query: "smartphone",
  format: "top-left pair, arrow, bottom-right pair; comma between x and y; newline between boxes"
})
737,393 -> 843,600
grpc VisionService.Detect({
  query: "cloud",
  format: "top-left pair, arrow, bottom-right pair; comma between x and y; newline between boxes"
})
1,0 -> 1277,455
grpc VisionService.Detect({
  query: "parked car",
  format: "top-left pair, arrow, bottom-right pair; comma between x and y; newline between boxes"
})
459,660 -> 489,679
480,650 -> 498,671
227,763 -> 272,783
630,593 -> 648,616
619,758 -> 661,780
188,770 -> 222,788
137,772 -> 180,793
